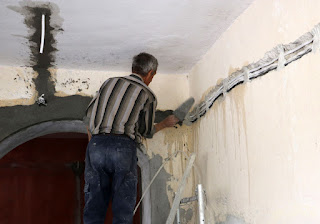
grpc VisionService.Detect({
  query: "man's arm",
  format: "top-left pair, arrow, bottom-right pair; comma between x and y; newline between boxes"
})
143,97 -> 179,137
154,115 -> 179,133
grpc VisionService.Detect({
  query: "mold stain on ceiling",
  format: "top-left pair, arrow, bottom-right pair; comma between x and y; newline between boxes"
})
0,0 -> 255,74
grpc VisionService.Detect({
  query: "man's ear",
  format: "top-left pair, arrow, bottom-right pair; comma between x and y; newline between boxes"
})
147,70 -> 154,77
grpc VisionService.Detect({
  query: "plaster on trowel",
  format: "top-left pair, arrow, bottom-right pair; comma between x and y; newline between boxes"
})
173,97 -> 195,125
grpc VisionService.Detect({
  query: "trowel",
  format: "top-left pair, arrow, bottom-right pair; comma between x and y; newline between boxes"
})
173,97 -> 195,125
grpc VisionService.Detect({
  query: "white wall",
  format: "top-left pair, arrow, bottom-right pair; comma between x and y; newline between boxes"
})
188,0 -> 320,223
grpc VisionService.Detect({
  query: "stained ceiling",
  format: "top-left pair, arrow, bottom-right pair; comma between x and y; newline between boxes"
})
0,0 -> 254,74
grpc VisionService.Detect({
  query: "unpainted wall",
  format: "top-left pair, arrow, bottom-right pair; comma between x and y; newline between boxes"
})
0,66 -> 37,107
189,0 -> 320,223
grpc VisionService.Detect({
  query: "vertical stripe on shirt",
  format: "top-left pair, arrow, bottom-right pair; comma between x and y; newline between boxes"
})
105,81 -> 130,128
112,85 -> 140,133
95,78 -> 119,128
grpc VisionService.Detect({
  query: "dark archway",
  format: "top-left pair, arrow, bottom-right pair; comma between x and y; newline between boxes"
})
0,120 -> 151,223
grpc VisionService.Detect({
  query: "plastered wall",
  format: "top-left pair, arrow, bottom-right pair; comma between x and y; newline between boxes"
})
188,0 -> 320,223
0,66 -> 195,223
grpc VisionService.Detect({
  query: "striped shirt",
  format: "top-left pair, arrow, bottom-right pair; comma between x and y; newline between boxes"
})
85,74 -> 157,142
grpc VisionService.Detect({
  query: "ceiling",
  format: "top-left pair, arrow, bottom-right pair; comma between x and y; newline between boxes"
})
0,0 -> 254,74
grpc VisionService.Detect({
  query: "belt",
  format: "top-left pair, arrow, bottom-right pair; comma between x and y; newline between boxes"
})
99,132 -> 129,138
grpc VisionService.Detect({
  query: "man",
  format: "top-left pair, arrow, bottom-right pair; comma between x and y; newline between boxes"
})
83,52 -> 179,224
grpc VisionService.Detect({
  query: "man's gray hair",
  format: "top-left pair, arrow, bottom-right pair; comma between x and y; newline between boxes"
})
132,52 -> 158,76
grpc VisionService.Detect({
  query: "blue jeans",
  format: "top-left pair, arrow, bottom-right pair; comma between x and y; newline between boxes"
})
83,134 -> 138,224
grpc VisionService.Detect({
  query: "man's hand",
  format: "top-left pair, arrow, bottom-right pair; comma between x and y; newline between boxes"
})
162,115 -> 180,127
155,115 -> 179,133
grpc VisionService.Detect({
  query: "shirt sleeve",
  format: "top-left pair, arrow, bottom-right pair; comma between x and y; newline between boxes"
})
142,97 -> 156,138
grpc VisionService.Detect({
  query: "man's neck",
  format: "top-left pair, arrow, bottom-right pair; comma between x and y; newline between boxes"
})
131,73 -> 143,81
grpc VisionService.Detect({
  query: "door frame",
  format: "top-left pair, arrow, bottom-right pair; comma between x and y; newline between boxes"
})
0,120 -> 151,224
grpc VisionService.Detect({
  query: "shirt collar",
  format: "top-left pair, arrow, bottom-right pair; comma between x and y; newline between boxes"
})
130,73 -> 144,82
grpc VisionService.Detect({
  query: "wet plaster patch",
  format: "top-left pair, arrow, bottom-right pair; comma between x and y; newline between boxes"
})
150,154 -> 171,224
216,215 -> 247,224
8,1 -> 64,101
8,1 -> 63,70
179,208 -> 193,223
0,95 -> 91,141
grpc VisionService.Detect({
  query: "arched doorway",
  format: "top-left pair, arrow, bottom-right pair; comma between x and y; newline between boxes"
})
0,120 -> 151,223
0,132 -> 142,224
